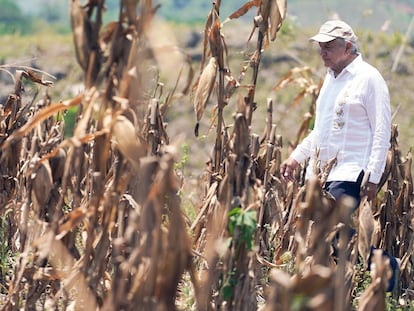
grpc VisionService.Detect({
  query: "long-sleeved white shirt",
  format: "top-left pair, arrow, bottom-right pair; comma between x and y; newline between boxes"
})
290,55 -> 391,184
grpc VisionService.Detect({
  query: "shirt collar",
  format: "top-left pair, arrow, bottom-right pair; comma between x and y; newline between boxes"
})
328,54 -> 362,78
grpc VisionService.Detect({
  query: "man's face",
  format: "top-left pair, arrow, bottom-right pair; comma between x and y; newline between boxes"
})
318,38 -> 351,72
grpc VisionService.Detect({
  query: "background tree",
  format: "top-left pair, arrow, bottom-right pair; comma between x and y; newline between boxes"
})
0,0 -> 32,34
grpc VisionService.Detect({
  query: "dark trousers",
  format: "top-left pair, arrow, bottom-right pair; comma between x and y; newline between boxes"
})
323,170 -> 364,208
322,171 -> 363,243
323,171 -> 398,292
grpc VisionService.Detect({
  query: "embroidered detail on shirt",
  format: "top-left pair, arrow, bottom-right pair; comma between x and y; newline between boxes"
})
332,82 -> 352,130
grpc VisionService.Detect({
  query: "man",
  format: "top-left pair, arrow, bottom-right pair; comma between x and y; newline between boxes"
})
280,20 -> 397,291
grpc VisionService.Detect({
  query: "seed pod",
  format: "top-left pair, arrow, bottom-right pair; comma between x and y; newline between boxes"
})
234,113 -> 249,158
32,161 -> 53,207
111,115 -> 146,171
208,19 -> 224,69
260,0 -> 271,23
193,57 -> 217,136
70,0 -> 93,72
49,148 -> 66,184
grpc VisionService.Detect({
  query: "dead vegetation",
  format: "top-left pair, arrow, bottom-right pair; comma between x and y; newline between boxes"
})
0,0 -> 412,310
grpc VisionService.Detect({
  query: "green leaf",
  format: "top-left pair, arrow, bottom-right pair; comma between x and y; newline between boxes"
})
221,283 -> 233,301
228,207 -> 257,250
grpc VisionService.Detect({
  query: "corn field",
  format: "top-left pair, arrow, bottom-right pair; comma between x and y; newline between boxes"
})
0,0 -> 412,310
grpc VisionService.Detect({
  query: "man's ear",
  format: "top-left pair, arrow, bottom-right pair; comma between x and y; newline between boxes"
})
345,41 -> 353,53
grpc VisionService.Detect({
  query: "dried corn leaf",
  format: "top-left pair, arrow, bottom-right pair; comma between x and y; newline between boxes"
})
22,69 -> 54,86
224,0 -> 259,22
223,74 -> 239,103
100,21 -> 118,47
73,89 -> 97,137
403,151 -> 412,184
264,268 -> 293,311
357,250 -> 389,311
377,148 -> 394,190
272,66 -> 312,92
56,207 -> 88,239
209,19 -> 224,68
269,0 -> 287,41
293,112 -> 312,147
2,94 -> 83,150
34,231 -> 99,310
123,0 -> 138,25
200,8 -> 214,71
293,265 -> 333,296
290,89 -> 307,109
358,198 -> 375,268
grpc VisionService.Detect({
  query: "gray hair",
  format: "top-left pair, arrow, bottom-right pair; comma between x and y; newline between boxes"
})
349,41 -> 358,54
337,37 -> 359,54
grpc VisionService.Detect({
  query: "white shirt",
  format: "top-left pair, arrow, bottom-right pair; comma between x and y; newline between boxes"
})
290,55 -> 391,184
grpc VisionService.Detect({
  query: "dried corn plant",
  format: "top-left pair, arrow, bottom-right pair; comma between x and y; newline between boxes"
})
0,0 -> 413,310
258,121 -> 414,311
190,1 -> 414,311
0,0 -> 194,310
190,0 -> 290,310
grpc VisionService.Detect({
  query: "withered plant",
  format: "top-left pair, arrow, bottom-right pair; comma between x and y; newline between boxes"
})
0,0 -> 194,310
0,0 -> 413,310
191,1 -> 413,311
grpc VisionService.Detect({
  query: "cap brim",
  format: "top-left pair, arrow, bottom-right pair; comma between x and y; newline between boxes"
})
309,33 -> 336,42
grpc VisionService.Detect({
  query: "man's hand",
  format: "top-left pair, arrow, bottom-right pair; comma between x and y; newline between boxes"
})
280,157 -> 299,182
361,182 -> 377,201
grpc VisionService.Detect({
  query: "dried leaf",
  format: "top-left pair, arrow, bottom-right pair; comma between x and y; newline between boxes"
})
225,0 -> 259,21
269,0 -> 287,41
34,230 -> 99,310
290,89 -> 307,109
272,74 -> 294,92
56,208 -> 87,239
403,151 -> 412,184
99,21 -> 118,46
223,74 -> 239,102
377,148 -> 394,190
272,67 -> 312,92
293,265 -> 333,296
200,8 -> 214,71
358,198 -> 375,268
293,112 -> 312,146
123,0 -> 138,25
358,250 -> 390,311
2,94 -> 83,151
22,70 -> 54,87
209,19 -> 223,67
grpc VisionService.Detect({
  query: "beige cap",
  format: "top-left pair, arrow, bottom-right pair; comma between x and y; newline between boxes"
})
310,20 -> 357,43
